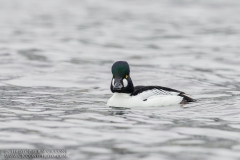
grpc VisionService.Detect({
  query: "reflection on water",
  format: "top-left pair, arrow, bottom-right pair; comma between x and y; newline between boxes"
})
0,0 -> 240,159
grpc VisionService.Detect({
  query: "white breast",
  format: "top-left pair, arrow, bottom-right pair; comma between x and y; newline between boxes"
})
107,92 -> 183,107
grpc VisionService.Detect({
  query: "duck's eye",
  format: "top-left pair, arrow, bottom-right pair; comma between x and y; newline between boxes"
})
126,75 -> 128,79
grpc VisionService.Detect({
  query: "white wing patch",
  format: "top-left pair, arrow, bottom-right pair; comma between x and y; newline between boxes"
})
137,88 -> 179,100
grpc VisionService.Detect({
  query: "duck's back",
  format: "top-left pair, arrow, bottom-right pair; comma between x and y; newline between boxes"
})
132,86 -> 195,104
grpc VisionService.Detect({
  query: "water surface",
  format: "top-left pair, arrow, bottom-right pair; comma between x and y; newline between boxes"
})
0,0 -> 240,159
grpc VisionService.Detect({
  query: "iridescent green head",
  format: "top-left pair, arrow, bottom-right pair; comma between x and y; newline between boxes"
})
112,61 -> 130,78
110,61 -> 134,93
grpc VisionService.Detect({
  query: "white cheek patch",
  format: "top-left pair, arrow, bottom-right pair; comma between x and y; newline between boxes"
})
112,79 -> 115,86
123,79 -> 128,87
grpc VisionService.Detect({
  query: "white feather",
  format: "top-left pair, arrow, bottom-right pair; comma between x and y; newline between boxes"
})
123,79 -> 128,87
112,79 -> 115,86
137,89 -> 179,100
107,93 -> 183,107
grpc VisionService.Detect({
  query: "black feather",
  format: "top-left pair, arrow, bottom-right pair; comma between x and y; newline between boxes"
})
132,86 -> 183,96
179,93 -> 196,103
132,85 -> 196,103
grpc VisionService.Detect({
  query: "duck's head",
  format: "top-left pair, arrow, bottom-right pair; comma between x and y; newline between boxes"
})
110,61 -> 134,93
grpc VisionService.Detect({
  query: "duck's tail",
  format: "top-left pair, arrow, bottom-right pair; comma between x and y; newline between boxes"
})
179,93 -> 196,104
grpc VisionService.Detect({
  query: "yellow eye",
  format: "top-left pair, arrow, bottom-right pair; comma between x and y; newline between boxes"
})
126,75 -> 128,78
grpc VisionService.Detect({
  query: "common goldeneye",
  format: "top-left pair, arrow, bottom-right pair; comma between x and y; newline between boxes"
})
107,61 -> 195,107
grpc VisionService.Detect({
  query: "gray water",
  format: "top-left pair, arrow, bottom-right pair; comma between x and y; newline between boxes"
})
0,0 -> 240,159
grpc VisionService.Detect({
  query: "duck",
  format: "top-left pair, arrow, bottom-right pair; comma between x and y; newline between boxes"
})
107,61 -> 195,107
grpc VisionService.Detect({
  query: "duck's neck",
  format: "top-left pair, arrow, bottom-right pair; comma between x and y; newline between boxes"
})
125,77 -> 134,93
